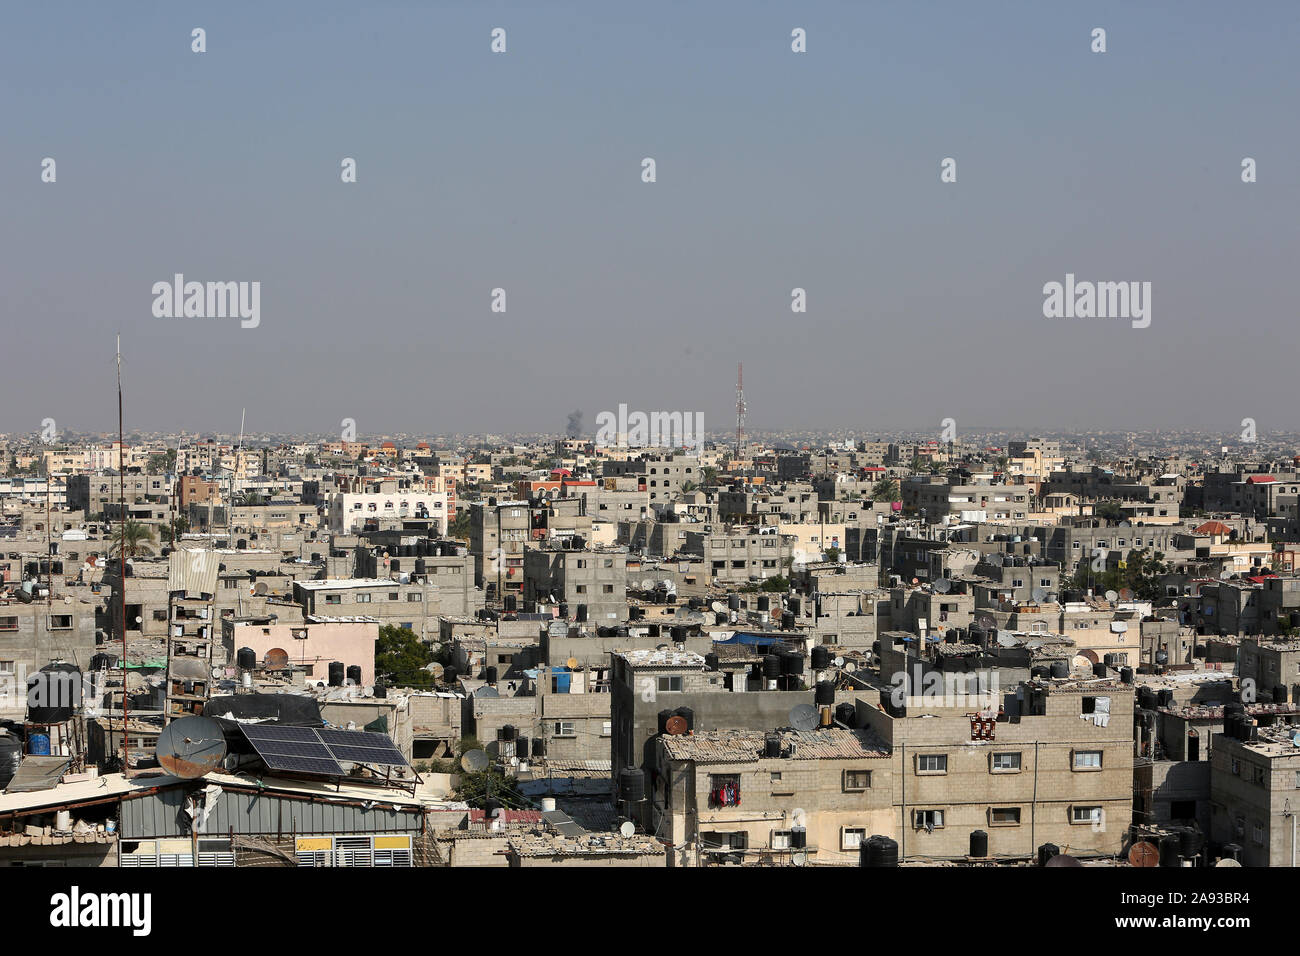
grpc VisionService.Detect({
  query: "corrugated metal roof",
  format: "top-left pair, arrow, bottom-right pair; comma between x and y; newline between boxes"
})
169,549 -> 220,598
118,784 -> 425,839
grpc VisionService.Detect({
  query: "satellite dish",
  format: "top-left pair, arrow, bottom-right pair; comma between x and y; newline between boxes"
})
1118,521 -> 1131,528
1215,858 -> 1242,867
833,657 -> 845,668
1031,587 -> 1047,603
1104,590 -> 1119,603
460,749 -> 489,772
429,662 -> 444,680
665,715 -> 688,735
211,666 -> 224,679
987,553 -> 1004,567
641,579 -> 654,590
977,615 -> 997,632
264,648 -> 289,670
711,601 -> 727,614
792,851 -> 808,867
474,686 -> 499,698
933,578 -> 951,594
1128,842 -> 1160,867
253,582 -> 269,595
1044,853 -> 1083,868
788,704 -> 819,732
1118,588 -> 1133,602
155,715 -> 227,779
565,657 -> 580,670
619,821 -> 635,838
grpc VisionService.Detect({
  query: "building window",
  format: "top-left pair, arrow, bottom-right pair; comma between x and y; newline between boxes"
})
355,593 -> 371,603
913,809 -> 944,830
991,752 -> 1021,772
1071,806 -> 1102,825
1073,750 -> 1102,771
325,594 -> 342,605
771,829 -> 793,850
407,593 -> 422,602
48,615 -> 72,630
656,676 -> 683,693
601,721 -> 611,737
1253,823 -> 1266,846
0,661 -> 14,675
841,827 -> 866,850
552,721 -> 576,737
990,807 -> 1021,826
843,769 -> 872,791
917,754 -> 947,774
1252,765 -> 1266,786
0,617 -> 16,632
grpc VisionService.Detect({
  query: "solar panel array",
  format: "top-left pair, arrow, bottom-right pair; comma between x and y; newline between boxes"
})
237,724 -> 409,777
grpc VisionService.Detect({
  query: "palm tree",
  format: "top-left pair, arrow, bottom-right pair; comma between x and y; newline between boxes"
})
872,478 -> 900,502
113,520 -> 155,557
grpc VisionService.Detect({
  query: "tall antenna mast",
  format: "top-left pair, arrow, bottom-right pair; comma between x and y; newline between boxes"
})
116,333 -> 130,776
735,362 -> 747,458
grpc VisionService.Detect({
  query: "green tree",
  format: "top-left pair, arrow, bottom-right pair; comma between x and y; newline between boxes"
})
448,511 -> 472,541
700,466 -> 719,486
455,765 -> 531,809
113,520 -> 155,557
871,478 -> 900,502
680,481 -> 699,494
374,624 -> 436,686
160,515 -> 190,545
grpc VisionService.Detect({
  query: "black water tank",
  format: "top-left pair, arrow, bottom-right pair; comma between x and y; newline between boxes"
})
236,647 -> 257,670
704,653 -> 720,671
1120,667 -> 1134,684
789,597 -> 801,616
1038,843 -> 1060,866
1221,843 -> 1242,862
1179,827 -> 1203,859
576,604 -> 588,622
672,707 -> 695,732
443,666 -> 457,683
781,611 -> 795,630
835,702 -> 856,727
757,596 -> 770,612
1158,688 -> 1174,707
810,646 -> 831,671
619,767 -> 646,802
558,603 -> 569,619
764,734 -> 782,758
762,654 -> 782,679
968,627 -> 984,646
26,663 -> 82,724
485,666 -> 498,684
1050,660 -> 1069,679
815,681 -> 836,706
1187,731 -> 1200,762
670,626 -> 686,643
862,835 -> 899,867
328,662 -> 345,687
728,594 -> 740,611
1275,685 -> 1289,704
346,665 -> 362,686
499,725 -> 517,742
790,826 -> 807,850
531,737 -> 546,757
1092,661 -> 1107,678
782,651 -> 804,676
970,830 -> 989,858
517,734 -> 530,757
503,594 -> 517,612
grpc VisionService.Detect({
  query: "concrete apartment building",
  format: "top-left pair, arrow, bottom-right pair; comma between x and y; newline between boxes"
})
1210,722 -> 1300,866
469,499 -> 530,599
653,728 -> 894,866
522,545 -> 627,624
602,453 -> 700,502
680,527 -> 793,586
903,476 -> 1031,524
292,578 -> 441,641
0,594 -> 98,720
855,678 -> 1136,860
610,649 -> 815,831
221,617 -> 378,686
353,542 -> 483,619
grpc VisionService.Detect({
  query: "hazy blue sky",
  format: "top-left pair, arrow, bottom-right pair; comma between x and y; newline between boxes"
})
3,1 -> 1297,438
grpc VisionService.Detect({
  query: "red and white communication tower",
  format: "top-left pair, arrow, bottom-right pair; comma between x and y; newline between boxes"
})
735,362 -> 747,458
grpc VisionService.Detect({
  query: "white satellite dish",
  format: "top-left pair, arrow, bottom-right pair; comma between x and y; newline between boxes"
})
1104,590 -> 1119,603
619,821 -> 635,838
